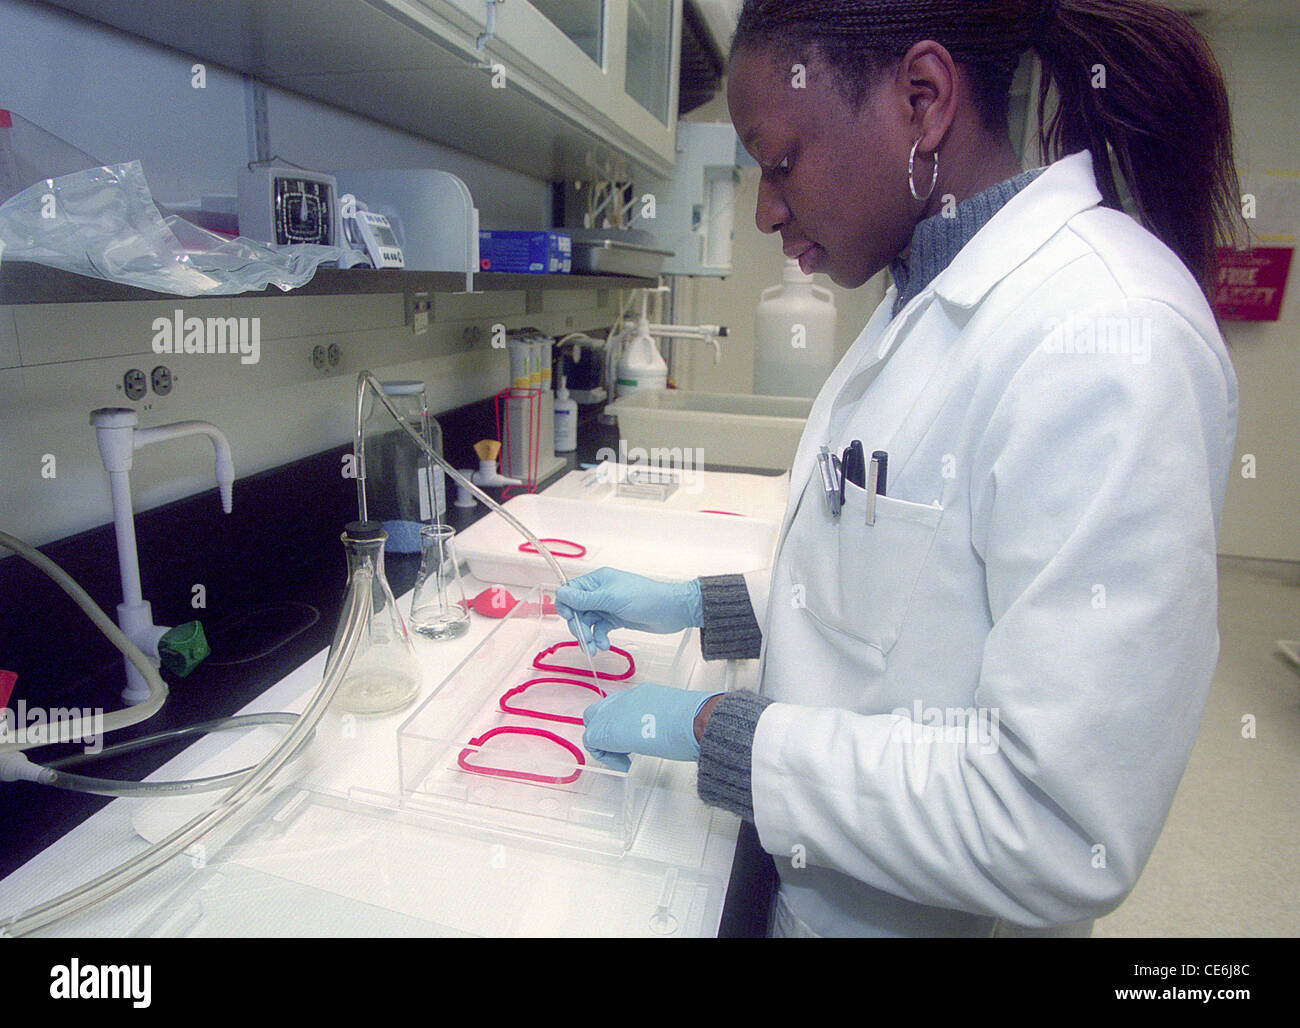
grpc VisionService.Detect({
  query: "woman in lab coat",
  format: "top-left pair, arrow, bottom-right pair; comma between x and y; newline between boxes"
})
556,0 -> 1241,937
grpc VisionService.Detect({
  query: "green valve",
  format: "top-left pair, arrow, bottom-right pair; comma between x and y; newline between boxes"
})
158,621 -> 210,678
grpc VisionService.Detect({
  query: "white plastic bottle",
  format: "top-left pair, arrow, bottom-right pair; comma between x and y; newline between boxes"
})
553,374 -> 578,453
615,319 -> 669,397
754,258 -> 838,398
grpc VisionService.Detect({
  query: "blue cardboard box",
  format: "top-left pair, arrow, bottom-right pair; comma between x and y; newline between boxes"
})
478,230 -> 572,273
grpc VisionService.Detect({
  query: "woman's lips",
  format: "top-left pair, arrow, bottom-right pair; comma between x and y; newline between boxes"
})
793,243 -> 823,275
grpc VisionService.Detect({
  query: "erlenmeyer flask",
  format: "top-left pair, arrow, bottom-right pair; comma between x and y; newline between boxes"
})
409,524 -> 470,640
329,521 -> 421,715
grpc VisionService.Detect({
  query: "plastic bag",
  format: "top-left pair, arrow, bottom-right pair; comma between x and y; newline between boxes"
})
0,108 -> 104,205
0,154 -> 350,296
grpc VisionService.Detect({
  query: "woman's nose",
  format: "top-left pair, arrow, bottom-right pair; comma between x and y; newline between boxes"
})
755,175 -> 789,235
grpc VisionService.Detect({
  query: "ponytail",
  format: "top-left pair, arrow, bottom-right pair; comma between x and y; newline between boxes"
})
1034,0 -> 1242,294
731,0 -> 1242,295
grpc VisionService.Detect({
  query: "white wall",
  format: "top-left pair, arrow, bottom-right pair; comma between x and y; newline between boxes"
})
1202,20 -> 1300,562
0,288 -> 612,546
0,0 -> 606,547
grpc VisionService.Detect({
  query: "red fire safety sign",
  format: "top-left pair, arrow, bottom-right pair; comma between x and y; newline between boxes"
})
1213,246 -> 1293,321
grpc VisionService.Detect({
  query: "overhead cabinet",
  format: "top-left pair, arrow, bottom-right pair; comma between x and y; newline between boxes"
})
40,0 -> 683,181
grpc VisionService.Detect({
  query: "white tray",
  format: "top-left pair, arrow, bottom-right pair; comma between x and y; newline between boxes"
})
456,493 -> 778,588
543,462 -> 790,522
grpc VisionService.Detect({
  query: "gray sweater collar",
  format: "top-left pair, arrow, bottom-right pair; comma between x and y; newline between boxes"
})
890,167 -> 1044,318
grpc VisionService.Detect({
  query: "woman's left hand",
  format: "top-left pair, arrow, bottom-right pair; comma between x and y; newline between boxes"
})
582,684 -> 722,771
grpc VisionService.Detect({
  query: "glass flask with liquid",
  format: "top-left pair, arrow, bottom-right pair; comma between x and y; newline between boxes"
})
329,521 -> 421,715
409,524 -> 470,640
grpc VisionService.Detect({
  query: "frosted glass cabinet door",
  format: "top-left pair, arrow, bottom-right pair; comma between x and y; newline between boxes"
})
530,0 -> 606,67
426,0 -> 680,174
625,0 -> 675,124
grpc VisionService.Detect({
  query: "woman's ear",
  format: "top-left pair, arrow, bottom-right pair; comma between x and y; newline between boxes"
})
898,40 -> 960,152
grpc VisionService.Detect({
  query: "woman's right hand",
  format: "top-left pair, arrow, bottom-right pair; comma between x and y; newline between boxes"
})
553,568 -> 703,652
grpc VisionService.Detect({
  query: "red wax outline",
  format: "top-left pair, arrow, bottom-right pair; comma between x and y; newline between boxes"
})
698,509 -> 744,516
456,725 -> 585,785
517,538 -> 588,559
499,677 -> 607,725
533,640 -> 635,681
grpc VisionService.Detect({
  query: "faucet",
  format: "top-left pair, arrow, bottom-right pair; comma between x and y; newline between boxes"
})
643,320 -> 728,365
89,408 -> 234,703
453,439 -> 522,508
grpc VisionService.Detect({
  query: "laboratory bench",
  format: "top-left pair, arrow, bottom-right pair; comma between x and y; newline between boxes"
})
0,395 -> 781,936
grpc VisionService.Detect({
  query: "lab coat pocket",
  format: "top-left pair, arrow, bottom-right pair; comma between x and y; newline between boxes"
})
793,482 -> 944,656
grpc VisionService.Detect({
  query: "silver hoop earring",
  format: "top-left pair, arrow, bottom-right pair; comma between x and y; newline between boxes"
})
908,139 -> 939,202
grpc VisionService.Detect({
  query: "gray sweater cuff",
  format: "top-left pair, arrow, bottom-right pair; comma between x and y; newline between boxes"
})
697,574 -> 762,661
697,690 -> 772,822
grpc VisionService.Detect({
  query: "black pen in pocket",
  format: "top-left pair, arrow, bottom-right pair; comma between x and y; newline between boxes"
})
840,440 -> 865,505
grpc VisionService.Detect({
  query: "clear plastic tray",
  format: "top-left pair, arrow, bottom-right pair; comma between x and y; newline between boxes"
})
125,788 -> 727,937
397,587 -> 697,855
615,465 -> 682,501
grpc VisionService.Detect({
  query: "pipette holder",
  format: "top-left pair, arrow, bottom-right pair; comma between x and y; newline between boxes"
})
495,386 -> 540,495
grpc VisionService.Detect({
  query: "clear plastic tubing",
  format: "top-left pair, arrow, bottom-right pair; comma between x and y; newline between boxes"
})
31,713 -> 309,798
353,371 -> 570,588
0,570 -> 369,937
0,529 -> 167,750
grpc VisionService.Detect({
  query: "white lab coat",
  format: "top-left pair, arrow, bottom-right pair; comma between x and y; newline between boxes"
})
742,150 -> 1238,937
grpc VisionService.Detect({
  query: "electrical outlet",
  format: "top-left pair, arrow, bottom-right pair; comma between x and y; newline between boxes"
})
123,368 -> 147,401
312,345 -> 327,371
327,343 -> 342,368
151,365 -> 173,395
406,291 -> 431,335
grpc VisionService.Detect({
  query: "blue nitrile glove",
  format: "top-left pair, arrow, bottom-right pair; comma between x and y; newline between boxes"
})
583,683 -> 722,772
554,567 -> 703,654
